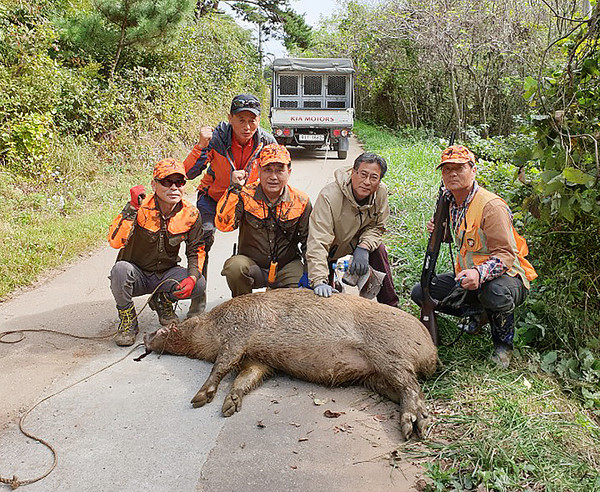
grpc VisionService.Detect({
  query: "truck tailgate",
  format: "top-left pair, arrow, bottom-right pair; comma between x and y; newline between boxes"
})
271,108 -> 354,128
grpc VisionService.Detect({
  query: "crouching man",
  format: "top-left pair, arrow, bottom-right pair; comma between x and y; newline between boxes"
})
108,158 -> 207,346
411,145 -> 537,367
215,143 -> 312,297
307,152 -> 399,307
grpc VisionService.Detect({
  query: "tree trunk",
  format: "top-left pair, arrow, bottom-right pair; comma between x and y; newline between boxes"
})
449,66 -> 462,137
110,20 -> 128,80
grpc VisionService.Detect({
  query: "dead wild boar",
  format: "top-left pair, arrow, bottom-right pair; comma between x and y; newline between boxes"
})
143,288 -> 437,439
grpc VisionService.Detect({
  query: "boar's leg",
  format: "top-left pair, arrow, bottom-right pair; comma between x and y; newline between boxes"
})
191,348 -> 243,409
365,371 -> 429,441
222,360 -> 273,417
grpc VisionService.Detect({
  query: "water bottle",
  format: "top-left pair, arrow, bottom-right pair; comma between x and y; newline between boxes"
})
332,255 -> 352,273
332,258 -> 349,272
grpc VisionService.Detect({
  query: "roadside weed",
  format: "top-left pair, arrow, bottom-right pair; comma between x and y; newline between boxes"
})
353,121 -> 600,491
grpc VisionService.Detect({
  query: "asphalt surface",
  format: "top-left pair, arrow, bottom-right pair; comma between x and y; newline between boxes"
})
0,138 -> 426,492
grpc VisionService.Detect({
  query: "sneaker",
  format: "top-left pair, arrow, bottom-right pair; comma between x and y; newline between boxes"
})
148,292 -> 179,326
115,305 -> 139,346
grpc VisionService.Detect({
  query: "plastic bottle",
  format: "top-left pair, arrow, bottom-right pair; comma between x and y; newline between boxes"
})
332,258 -> 349,272
331,255 -> 352,273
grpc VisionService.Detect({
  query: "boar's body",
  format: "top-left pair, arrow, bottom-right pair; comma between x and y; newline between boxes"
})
145,288 -> 437,439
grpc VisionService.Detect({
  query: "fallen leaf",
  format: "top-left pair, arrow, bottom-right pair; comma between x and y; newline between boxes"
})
289,422 -> 301,428
324,409 -> 345,418
298,437 -> 309,442
257,420 -> 265,428
333,423 -> 353,433
373,414 -> 387,422
290,465 -> 297,470
414,478 -> 428,491
523,377 -> 532,389
313,398 -> 328,406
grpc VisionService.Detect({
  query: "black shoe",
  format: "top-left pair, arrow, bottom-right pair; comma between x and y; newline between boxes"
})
148,292 -> 179,326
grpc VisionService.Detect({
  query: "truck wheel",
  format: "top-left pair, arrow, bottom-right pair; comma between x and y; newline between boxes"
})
337,150 -> 348,160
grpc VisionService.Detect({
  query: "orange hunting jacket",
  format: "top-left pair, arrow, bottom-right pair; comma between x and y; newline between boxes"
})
455,187 -> 537,288
108,195 -> 205,278
184,122 -> 276,202
215,182 -> 312,270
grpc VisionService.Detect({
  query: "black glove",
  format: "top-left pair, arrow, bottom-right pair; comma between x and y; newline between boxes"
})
348,246 -> 369,276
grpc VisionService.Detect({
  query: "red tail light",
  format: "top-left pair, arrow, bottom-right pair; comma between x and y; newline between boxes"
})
332,129 -> 341,137
283,128 -> 291,136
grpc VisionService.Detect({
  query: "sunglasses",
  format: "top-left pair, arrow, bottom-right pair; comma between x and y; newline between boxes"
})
156,177 -> 186,188
231,98 -> 261,109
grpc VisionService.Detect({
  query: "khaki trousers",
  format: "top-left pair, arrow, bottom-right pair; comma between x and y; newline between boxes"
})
221,255 -> 304,297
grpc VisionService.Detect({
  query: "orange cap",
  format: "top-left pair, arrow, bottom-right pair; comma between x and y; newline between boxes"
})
153,158 -> 186,180
259,144 -> 291,167
437,145 -> 476,169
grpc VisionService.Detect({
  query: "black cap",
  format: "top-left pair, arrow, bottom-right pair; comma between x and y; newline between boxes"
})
230,94 -> 261,116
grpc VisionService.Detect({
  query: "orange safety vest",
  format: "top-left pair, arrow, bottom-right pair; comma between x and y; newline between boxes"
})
455,187 -> 537,288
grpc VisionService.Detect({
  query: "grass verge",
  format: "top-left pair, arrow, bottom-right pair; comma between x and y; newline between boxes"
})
0,99 -> 225,300
353,120 -> 600,491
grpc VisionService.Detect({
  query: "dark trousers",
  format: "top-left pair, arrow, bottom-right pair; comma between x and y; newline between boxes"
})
370,243 -> 400,307
109,261 -> 206,309
330,243 -> 399,308
411,272 -> 528,346
197,194 -> 217,255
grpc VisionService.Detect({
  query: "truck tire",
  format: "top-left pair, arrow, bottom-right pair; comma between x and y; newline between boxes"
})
338,150 -> 348,160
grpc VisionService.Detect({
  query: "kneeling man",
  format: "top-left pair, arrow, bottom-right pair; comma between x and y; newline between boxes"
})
216,144 -> 312,297
108,158 -> 206,346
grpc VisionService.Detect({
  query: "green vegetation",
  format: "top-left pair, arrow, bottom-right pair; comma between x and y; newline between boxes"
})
303,0 -> 600,394
2,0 -> 599,486
353,121 -> 600,491
0,0 -> 267,298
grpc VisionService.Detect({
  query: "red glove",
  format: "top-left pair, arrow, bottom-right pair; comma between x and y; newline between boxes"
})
129,185 -> 146,210
173,276 -> 196,299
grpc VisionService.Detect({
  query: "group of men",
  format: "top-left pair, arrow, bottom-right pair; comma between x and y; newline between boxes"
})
108,93 -> 536,369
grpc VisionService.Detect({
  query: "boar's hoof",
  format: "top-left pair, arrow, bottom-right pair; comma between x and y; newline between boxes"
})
222,392 -> 242,417
400,411 -> 430,441
191,387 -> 216,408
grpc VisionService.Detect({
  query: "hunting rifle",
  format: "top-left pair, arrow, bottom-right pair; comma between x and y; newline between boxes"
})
419,133 -> 455,345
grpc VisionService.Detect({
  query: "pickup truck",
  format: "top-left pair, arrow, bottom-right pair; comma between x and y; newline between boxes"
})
269,57 -> 354,159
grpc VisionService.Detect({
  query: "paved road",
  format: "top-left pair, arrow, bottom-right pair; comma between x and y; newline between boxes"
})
0,138 -> 425,492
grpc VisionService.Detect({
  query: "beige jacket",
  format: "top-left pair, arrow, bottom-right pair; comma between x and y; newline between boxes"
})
307,166 -> 389,287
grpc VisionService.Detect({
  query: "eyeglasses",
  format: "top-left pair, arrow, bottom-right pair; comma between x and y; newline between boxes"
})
355,170 -> 381,183
156,177 -> 186,188
231,98 -> 261,109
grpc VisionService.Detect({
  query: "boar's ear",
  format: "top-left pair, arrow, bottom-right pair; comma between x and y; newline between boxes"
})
168,321 -> 179,332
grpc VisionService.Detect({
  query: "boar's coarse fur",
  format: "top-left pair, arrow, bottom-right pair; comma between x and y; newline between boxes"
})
144,289 -> 437,439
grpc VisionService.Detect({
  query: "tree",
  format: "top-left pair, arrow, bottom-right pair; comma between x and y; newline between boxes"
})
62,0 -> 195,79
304,0 -> 554,136
195,0 -> 312,53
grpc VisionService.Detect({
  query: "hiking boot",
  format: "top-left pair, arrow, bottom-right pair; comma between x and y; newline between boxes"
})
491,343 -> 513,369
148,292 -> 179,326
114,304 -> 139,346
187,290 -> 206,318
